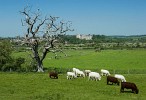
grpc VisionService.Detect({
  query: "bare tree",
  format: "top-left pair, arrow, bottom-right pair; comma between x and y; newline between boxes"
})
20,7 -> 73,72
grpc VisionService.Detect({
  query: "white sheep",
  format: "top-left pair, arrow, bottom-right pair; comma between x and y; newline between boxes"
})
101,69 -> 110,76
73,68 -> 85,77
76,70 -> 85,77
88,72 -> 101,81
114,74 -> 126,82
73,68 -> 77,73
84,70 -> 91,76
73,68 -> 79,75
67,72 -> 77,79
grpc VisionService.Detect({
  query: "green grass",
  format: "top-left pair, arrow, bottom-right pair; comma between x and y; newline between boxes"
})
6,49 -> 146,99
0,72 -> 145,100
43,49 -> 146,70
12,49 -> 146,73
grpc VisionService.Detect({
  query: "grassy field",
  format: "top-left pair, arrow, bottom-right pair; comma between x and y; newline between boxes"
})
43,49 -> 146,69
12,49 -> 146,69
0,72 -> 145,100
4,49 -> 145,99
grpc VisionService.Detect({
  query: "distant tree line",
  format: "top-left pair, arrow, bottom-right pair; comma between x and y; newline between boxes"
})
1,34 -> 146,50
59,35 -> 146,50
60,34 -> 146,44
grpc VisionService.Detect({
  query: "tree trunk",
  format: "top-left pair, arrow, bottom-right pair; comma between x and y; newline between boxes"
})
37,60 -> 44,72
34,50 -> 44,72
32,39 -> 44,72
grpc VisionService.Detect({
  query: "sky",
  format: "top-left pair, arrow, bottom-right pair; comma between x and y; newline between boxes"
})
0,0 -> 146,37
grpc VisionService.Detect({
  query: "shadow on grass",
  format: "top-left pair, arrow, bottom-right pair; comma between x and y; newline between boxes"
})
107,83 -> 120,86
121,91 -> 137,94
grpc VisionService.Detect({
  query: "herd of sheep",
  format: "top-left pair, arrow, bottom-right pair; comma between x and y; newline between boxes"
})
49,68 -> 139,94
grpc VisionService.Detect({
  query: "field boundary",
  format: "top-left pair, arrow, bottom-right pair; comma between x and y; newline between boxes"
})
45,67 -> 146,74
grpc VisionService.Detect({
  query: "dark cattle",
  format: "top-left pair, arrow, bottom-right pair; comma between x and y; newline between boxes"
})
121,82 -> 139,94
49,72 -> 58,79
107,76 -> 120,85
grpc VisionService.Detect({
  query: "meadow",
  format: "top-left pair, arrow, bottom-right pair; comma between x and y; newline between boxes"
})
43,49 -> 146,73
0,73 -> 145,100
14,49 -> 146,71
1,49 -> 145,100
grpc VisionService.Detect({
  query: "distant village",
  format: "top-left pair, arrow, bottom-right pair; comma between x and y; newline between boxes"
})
76,34 -> 93,40
2,33 -> 145,50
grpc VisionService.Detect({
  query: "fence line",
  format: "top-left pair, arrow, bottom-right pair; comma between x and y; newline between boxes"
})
45,67 -> 146,74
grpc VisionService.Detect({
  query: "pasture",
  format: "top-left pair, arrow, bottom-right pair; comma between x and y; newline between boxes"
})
43,49 -> 146,74
0,72 -> 145,100
3,49 -> 145,99
13,49 -> 146,71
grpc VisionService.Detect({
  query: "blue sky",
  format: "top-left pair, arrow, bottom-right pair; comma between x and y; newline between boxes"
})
0,0 -> 146,37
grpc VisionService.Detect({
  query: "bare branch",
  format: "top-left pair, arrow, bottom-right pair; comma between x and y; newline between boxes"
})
20,6 -> 73,72
33,17 -> 48,35
21,19 -> 25,26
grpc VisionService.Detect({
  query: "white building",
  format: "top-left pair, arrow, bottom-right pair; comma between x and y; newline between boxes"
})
76,34 -> 93,40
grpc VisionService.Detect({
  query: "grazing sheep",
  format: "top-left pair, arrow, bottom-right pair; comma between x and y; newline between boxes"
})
101,69 -> 110,76
73,68 -> 85,77
107,76 -> 120,85
73,68 -> 77,73
120,82 -> 139,94
88,72 -> 101,81
115,74 -> 126,82
73,68 -> 79,75
76,70 -> 85,77
84,70 -> 91,76
67,72 -> 77,79
49,72 -> 58,79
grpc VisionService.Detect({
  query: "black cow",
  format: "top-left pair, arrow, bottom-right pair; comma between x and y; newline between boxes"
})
107,76 -> 120,85
49,72 -> 58,79
120,82 -> 139,94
